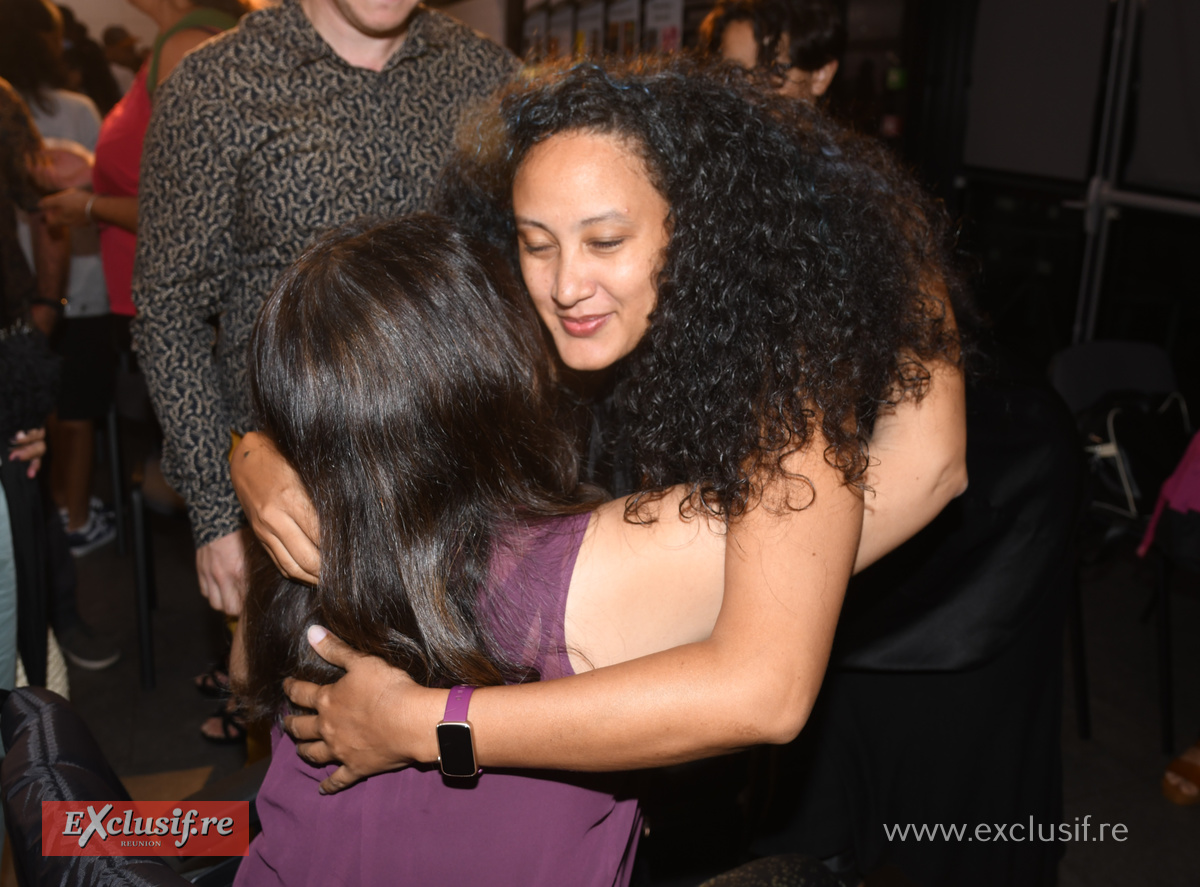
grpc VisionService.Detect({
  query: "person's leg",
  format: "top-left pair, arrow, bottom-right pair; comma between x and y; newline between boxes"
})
51,316 -> 117,555
47,414 -> 96,530
44,503 -> 119,671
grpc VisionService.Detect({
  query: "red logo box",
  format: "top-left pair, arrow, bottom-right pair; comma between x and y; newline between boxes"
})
42,801 -> 249,857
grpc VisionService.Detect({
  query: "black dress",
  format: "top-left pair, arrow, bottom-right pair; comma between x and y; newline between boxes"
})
752,379 -> 1082,887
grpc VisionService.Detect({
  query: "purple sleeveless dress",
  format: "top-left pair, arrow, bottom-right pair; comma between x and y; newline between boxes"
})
234,512 -> 641,887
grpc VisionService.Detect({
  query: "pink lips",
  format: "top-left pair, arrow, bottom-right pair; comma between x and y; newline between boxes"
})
558,314 -> 610,337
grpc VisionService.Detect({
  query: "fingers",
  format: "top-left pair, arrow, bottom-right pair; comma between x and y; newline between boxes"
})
195,531 -> 248,616
283,677 -> 320,714
231,433 -> 322,583
9,430 -> 48,475
294,739 -> 333,766
319,766 -> 362,795
36,188 -> 87,226
282,525 -> 321,584
305,625 -> 357,669
263,523 -> 320,585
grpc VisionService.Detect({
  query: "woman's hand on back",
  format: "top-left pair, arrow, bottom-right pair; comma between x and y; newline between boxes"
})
283,625 -> 446,794
231,431 -> 321,584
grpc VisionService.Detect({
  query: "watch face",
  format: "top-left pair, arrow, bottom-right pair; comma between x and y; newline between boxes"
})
437,722 -> 477,778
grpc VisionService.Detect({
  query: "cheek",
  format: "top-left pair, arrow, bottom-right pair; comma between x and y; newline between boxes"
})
520,267 -> 557,327
625,253 -> 661,316
519,257 -> 550,305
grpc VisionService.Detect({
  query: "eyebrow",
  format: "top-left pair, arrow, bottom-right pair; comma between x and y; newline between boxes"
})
514,210 -> 633,231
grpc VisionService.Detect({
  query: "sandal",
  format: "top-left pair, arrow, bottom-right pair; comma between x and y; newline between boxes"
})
194,663 -> 231,699
1162,741 -> 1200,806
200,702 -> 248,745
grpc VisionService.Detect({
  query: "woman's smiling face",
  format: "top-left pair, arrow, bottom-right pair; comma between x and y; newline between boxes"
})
512,130 -> 670,372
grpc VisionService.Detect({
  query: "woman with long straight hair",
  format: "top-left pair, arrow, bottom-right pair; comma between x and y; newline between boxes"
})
235,212 -> 738,885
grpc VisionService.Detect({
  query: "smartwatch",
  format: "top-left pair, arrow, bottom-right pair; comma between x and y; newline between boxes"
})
436,685 -> 478,778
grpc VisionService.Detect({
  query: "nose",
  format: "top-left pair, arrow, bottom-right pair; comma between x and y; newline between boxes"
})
553,249 -> 596,308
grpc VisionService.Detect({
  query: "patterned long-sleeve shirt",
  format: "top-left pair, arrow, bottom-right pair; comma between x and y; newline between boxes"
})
133,1 -> 517,547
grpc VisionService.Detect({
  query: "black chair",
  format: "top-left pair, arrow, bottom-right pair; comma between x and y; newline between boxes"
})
1,687 -> 264,886
1049,340 -> 1190,751
1049,340 -> 1188,522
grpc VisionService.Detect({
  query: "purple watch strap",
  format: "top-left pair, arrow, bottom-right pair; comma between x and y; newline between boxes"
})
443,685 -> 474,723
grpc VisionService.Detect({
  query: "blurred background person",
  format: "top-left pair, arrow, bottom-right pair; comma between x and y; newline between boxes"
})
0,0 -> 118,562
699,0 -> 844,101
0,74 -> 117,693
37,0 -> 248,733
101,24 -> 146,95
39,0 -> 246,524
56,5 -> 121,115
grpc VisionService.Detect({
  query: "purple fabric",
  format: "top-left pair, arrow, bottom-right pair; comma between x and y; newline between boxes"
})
235,512 -> 641,887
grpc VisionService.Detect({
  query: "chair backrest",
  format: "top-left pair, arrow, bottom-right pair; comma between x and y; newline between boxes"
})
1050,341 -> 1190,520
1049,341 -> 1177,414
1,687 -> 191,887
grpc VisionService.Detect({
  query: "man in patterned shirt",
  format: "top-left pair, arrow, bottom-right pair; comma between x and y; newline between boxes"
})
134,0 -> 518,618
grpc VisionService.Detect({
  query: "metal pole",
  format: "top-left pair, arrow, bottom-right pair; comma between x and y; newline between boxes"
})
1072,0 -> 1144,343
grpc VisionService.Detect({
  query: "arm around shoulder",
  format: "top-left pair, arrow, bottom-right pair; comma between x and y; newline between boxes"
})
470,438 -> 861,765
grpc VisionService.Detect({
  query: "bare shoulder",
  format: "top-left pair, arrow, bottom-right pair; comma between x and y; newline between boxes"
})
564,489 -> 726,673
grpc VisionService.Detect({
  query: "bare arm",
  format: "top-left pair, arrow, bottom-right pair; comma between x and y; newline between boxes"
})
285,436 -> 862,790
854,355 -> 967,573
29,212 -> 69,335
232,351 -> 966,586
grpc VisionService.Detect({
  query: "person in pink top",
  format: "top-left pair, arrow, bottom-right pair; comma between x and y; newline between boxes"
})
37,0 -> 248,731
38,0 -> 246,318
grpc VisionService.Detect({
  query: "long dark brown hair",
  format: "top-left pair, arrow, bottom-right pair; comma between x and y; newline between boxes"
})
239,214 -> 595,723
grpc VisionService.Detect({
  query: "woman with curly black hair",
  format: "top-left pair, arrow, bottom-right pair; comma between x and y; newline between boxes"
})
232,56 -> 967,790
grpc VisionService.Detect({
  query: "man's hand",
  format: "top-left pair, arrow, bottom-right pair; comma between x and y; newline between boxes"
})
231,432 -> 321,584
196,529 -> 249,615
283,626 -> 439,795
8,428 -> 47,478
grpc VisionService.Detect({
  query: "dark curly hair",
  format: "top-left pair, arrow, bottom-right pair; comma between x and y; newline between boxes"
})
435,56 -> 966,520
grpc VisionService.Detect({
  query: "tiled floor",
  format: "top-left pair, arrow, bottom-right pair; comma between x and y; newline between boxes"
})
11,489 -> 1200,886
